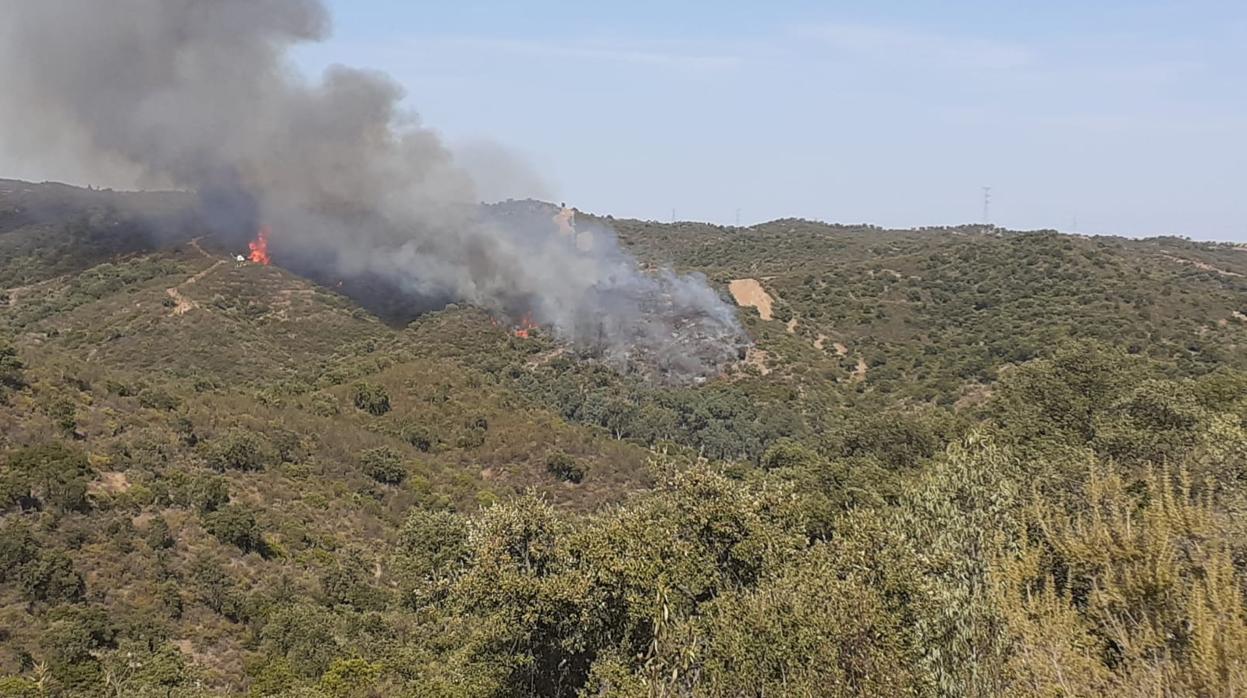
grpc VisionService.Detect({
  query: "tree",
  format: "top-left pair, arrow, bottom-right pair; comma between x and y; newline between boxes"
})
3,442 -> 92,512
144,516 -> 174,550
319,658 -> 382,697
205,429 -> 276,472
759,438 -> 819,471
351,382 -> 390,416
402,423 -> 437,452
0,519 -> 38,582
18,550 -> 84,604
395,509 -> 468,607
40,606 -> 116,693
546,452 -> 586,484
190,555 -> 244,619
0,336 -> 24,395
165,471 -> 230,512
359,446 -> 406,485
259,603 -> 343,678
203,504 -> 263,553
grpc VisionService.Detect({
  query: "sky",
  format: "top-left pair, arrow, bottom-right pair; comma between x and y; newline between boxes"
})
282,0 -> 1246,241
5,1 -> 1244,240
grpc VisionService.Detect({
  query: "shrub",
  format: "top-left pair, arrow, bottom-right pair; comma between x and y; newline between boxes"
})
320,658 -> 383,697
402,423 -> 437,452
397,508 -> 468,588
3,442 -> 92,512
359,446 -> 406,485
18,550 -> 84,603
456,427 -> 486,449
0,338 -> 24,393
206,429 -> 275,472
259,603 -> 343,678
352,382 -> 390,416
190,555 -> 246,620
165,471 -> 229,512
158,580 -> 183,619
309,391 -> 340,417
0,676 -> 38,697
203,504 -> 263,553
760,439 -> 820,471
0,519 -> 37,582
546,452 -> 586,484
137,387 -> 181,411
145,516 -> 174,550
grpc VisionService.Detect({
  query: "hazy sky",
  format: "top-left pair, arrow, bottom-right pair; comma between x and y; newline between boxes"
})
4,1 -> 1243,240
285,0 -> 1245,240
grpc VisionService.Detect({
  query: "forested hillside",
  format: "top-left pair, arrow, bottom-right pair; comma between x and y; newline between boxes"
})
3,181 -> 1247,696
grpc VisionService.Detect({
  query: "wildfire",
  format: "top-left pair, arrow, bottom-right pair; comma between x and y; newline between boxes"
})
248,225 -> 271,265
513,312 -> 537,339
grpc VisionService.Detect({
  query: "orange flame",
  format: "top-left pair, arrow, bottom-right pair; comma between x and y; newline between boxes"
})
513,312 -> 536,339
248,225 -> 271,265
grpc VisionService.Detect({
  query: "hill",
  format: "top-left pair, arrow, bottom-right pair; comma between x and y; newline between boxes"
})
3,181 -> 1247,696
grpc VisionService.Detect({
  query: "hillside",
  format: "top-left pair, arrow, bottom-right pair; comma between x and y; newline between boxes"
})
3,181 -> 1247,696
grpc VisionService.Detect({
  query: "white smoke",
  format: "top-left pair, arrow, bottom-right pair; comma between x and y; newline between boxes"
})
0,0 -> 747,380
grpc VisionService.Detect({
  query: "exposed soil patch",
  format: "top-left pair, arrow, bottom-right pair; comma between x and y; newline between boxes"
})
743,347 -> 773,375
851,356 -> 868,383
1163,254 -> 1244,279
166,239 -> 227,316
786,318 -> 799,334
729,278 -> 774,321
955,383 -> 994,410
89,471 -> 131,495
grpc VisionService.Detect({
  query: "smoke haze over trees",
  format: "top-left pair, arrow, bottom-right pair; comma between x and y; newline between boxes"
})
0,0 -> 746,381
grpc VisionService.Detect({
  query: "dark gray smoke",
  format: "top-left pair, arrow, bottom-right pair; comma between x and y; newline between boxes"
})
0,0 -> 747,381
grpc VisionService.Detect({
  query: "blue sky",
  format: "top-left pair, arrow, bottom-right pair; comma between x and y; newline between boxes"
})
289,1 -> 1247,240
96,2 -> 1247,239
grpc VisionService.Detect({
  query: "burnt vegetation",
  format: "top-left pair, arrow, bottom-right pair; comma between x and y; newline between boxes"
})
3,181 -> 1247,696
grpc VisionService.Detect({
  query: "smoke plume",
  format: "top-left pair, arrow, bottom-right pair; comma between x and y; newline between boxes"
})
0,0 -> 747,381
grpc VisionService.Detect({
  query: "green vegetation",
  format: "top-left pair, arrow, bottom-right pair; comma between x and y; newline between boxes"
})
3,182 -> 1247,695
359,446 -> 407,484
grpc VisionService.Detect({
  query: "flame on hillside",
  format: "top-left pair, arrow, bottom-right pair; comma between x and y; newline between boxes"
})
514,312 -> 537,339
248,225 -> 271,265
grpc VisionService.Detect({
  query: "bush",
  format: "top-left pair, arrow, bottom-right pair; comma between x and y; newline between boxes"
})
546,452 -> 586,484
0,676 -> 38,697
352,382 -> 390,416
760,439 -> 820,471
396,509 -> 468,602
309,391 -> 340,417
3,442 -> 92,512
402,423 -> 437,452
456,427 -> 486,449
165,471 -> 230,512
320,658 -> 382,697
18,550 -> 84,603
190,555 -> 244,619
0,519 -> 37,582
203,504 -> 263,553
359,446 -> 406,485
145,516 -> 174,549
0,338 -> 24,393
206,429 -> 276,472
137,387 -> 181,411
